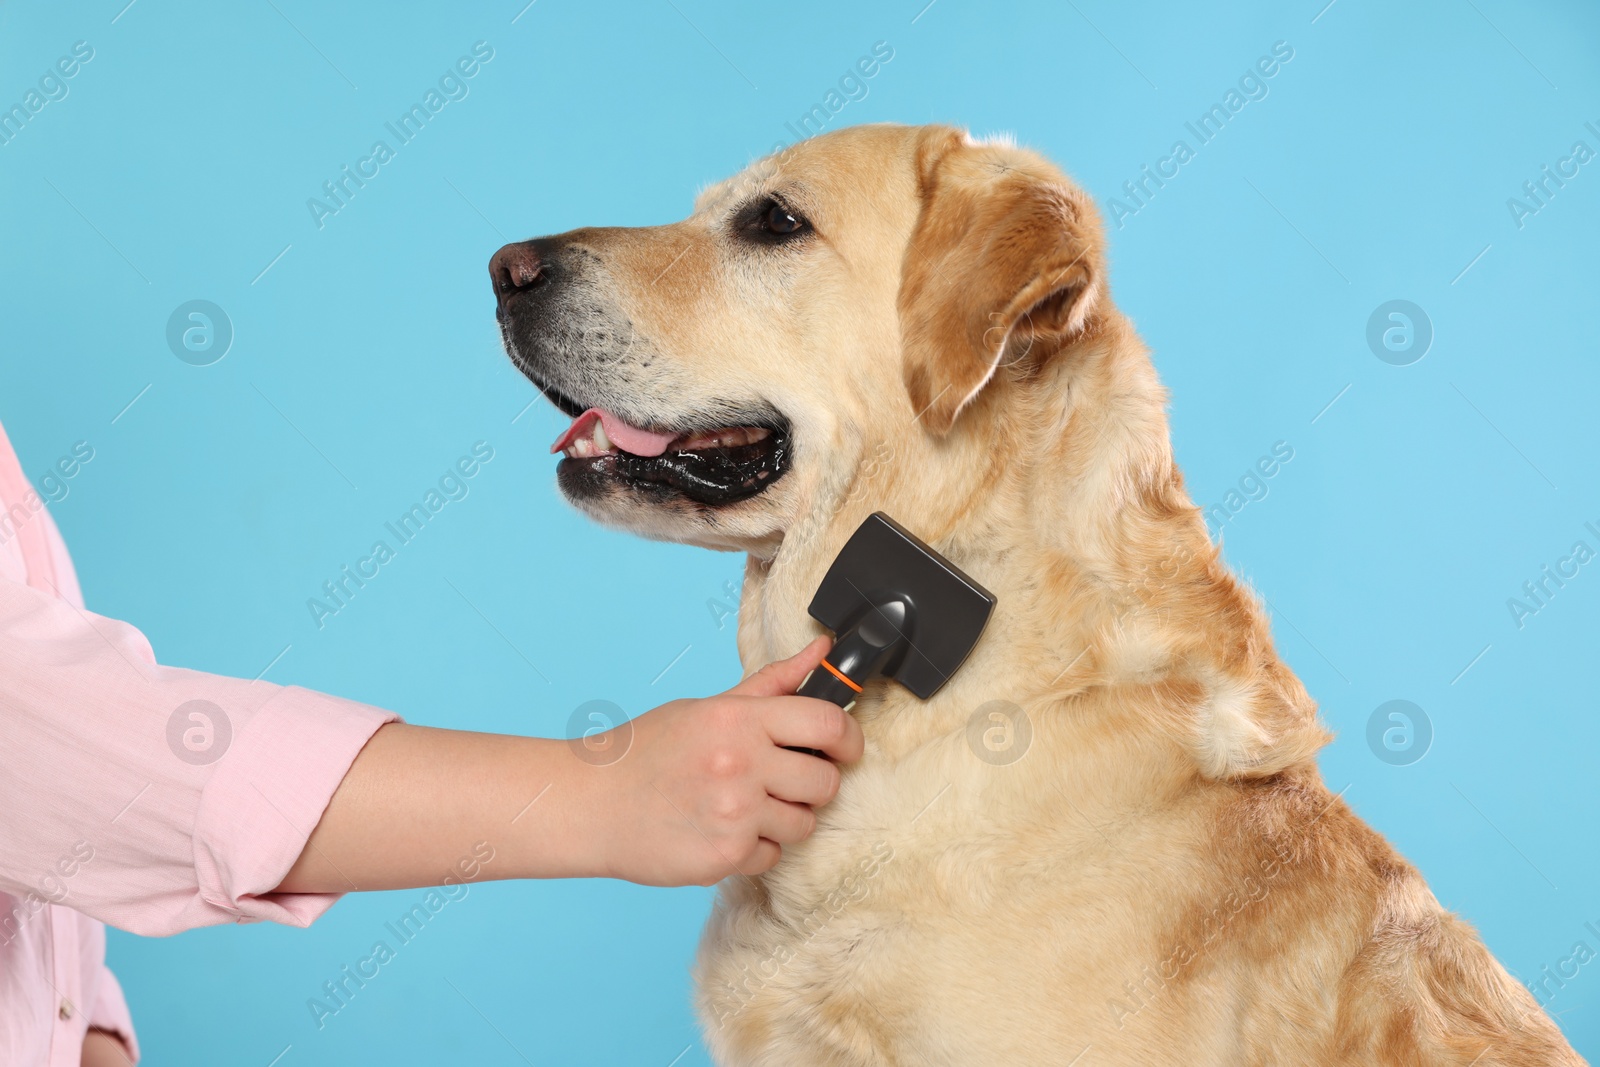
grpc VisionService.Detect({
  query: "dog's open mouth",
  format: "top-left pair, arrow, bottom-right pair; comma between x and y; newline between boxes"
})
545,396 -> 790,507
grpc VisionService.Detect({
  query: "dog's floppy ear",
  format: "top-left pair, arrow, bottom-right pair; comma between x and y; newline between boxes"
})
900,129 -> 1105,435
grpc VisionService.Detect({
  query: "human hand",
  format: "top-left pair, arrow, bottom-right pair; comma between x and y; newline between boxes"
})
582,636 -> 864,887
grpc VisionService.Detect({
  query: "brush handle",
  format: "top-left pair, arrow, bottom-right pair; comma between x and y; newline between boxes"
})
785,668 -> 858,759
796,662 -> 861,708
786,600 -> 908,757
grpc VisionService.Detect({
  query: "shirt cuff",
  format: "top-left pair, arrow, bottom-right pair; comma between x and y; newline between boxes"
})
88,963 -> 140,1064
192,686 -> 400,926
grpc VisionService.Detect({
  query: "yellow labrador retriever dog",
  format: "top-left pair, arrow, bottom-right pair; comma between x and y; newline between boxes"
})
490,123 -> 1582,1066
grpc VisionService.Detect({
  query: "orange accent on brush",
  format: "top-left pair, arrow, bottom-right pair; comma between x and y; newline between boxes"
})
819,658 -> 863,692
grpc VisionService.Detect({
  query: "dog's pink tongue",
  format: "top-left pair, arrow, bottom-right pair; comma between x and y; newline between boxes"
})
548,408 -> 678,457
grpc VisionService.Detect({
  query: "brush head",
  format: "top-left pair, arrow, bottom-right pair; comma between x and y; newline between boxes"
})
806,513 -> 996,699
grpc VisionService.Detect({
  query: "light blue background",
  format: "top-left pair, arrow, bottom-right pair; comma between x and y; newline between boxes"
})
2,0 -> 1597,1062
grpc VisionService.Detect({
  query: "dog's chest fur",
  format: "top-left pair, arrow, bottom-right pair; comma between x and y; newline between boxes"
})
693,646 -> 1581,1067
693,674 -> 1285,1064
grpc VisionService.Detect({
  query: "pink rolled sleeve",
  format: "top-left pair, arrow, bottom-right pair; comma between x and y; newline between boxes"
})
0,419 -> 398,1063
0,572 -> 399,936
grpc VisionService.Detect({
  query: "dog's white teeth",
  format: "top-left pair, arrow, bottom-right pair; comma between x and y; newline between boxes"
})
676,426 -> 771,451
560,422 -> 618,459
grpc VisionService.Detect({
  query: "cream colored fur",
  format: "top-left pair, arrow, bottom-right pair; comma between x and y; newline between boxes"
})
524,124 -> 1583,1066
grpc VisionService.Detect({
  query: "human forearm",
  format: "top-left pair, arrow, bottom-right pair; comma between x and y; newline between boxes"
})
275,637 -> 865,893
274,723 -> 605,892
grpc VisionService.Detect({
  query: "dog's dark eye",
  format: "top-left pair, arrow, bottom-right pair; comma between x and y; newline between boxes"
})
738,197 -> 811,244
762,202 -> 805,235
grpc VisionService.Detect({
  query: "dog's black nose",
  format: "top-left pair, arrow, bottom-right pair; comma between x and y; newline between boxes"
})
489,241 -> 547,310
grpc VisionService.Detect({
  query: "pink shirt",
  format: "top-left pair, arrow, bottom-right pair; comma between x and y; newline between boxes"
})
0,421 -> 399,1064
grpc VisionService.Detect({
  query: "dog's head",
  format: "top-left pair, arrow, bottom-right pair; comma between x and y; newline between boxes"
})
494,123 -> 1330,784
491,123 -> 1107,556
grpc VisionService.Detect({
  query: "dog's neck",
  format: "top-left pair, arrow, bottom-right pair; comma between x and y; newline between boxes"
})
737,314 -> 1327,778
740,314 -> 1163,651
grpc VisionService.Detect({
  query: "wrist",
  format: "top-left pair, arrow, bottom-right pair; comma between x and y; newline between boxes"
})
508,736 -> 624,881
568,750 -> 639,882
